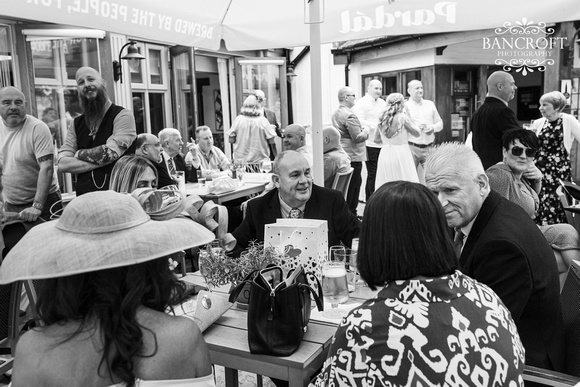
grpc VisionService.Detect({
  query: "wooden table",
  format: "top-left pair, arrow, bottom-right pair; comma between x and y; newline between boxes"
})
185,181 -> 267,204
181,272 -> 376,387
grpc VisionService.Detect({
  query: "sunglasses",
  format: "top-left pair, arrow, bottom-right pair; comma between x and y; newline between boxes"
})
510,146 -> 537,158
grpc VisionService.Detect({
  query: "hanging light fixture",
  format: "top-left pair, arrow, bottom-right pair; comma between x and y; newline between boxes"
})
113,41 -> 146,83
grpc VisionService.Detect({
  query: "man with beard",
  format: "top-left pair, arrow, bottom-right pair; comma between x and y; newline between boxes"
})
58,67 -> 136,195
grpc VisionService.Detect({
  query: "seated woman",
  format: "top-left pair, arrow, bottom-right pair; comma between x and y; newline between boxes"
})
110,155 -> 159,193
311,181 -> 525,386
486,129 -> 580,287
0,191 -> 217,386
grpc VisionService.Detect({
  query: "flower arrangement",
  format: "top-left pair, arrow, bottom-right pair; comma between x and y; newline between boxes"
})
199,241 -> 282,288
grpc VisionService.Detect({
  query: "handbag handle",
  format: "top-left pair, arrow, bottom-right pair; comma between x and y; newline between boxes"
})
298,283 -> 324,311
228,279 -> 253,303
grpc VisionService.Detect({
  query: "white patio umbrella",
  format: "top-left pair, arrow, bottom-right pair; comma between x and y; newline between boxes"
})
4,0 -> 580,183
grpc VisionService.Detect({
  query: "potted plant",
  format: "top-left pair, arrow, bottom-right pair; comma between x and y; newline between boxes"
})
198,241 -> 283,305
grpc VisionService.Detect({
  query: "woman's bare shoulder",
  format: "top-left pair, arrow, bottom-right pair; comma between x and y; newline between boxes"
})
136,308 -> 212,379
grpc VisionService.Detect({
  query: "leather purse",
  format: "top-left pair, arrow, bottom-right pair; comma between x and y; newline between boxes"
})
229,265 -> 324,356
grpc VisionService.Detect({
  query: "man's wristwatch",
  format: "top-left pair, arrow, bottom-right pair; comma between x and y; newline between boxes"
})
32,201 -> 44,211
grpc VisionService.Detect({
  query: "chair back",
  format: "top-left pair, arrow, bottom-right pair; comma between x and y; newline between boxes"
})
331,167 -> 353,200
561,260 -> 580,376
560,180 -> 580,204
522,261 -> 580,386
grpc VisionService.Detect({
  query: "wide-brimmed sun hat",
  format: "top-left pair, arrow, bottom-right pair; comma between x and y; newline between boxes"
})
0,190 -> 215,283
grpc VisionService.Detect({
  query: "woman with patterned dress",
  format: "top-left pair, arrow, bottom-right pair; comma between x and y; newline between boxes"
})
531,91 -> 580,225
374,93 -> 421,190
486,129 -> 580,288
310,181 -> 525,387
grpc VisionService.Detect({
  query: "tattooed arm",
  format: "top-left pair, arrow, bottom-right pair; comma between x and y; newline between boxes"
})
19,153 -> 55,222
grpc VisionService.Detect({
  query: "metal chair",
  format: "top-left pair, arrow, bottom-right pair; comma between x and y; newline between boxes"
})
331,167 -> 353,200
522,260 -> 580,386
0,281 -> 24,376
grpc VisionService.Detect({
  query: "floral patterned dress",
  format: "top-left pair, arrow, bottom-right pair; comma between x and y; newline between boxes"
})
536,117 -> 571,225
310,271 -> 525,387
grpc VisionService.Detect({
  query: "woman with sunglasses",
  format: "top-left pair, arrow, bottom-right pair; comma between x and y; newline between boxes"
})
530,91 -> 580,225
487,129 -> 580,287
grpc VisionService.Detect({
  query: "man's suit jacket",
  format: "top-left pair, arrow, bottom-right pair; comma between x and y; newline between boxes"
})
155,152 -> 186,189
232,184 -> 361,250
264,108 -> 281,137
460,190 -> 564,371
471,97 -> 520,169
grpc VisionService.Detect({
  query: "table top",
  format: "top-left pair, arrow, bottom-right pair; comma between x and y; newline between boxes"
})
180,272 -> 377,385
185,174 -> 269,204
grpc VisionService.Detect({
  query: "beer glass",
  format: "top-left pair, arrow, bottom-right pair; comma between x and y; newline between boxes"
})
321,259 -> 349,319
336,248 -> 357,293
328,245 -> 345,262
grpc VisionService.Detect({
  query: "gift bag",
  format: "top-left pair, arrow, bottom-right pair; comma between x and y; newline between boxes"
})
264,219 -> 328,280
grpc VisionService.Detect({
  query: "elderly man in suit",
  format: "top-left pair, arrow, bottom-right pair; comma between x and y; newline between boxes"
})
225,151 -> 360,252
471,71 -> 520,169
425,142 -> 564,372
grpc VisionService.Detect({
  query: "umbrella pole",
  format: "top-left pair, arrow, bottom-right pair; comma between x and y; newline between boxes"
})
309,0 -> 324,186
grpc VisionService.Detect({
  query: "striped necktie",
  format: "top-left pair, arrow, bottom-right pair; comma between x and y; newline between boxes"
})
168,157 -> 176,175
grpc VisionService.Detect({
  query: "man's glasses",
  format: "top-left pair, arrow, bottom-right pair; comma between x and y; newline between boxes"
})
510,146 -> 537,158
346,94 -> 355,97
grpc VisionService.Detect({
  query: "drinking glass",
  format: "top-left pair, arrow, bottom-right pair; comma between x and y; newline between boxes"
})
196,170 -> 206,187
261,159 -> 272,173
321,260 -> 349,319
328,245 -> 346,262
336,248 -> 357,293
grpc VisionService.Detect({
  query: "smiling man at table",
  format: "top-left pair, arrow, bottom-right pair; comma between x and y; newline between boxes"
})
225,151 -> 361,252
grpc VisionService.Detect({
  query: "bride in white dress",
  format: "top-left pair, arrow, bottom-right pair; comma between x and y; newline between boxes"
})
374,93 -> 422,189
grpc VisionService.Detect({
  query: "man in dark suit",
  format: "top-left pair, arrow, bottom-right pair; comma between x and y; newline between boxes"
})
425,142 -> 564,372
157,128 -> 189,188
225,151 -> 360,252
471,71 -> 520,169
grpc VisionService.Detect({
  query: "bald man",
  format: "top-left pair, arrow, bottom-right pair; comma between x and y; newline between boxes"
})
332,86 -> 368,214
0,86 -> 62,224
353,79 -> 386,200
471,71 -> 520,169
283,123 -> 313,167
135,133 -> 176,188
323,126 -> 351,189
58,67 -> 136,195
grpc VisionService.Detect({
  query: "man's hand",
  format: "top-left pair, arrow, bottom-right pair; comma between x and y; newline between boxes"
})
19,207 -> 41,222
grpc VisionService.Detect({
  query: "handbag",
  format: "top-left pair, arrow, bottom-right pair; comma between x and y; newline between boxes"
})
229,265 -> 324,356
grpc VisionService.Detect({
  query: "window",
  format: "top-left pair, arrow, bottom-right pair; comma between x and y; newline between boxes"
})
130,42 -> 171,136
0,25 -> 15,87
29,36 -> 100,193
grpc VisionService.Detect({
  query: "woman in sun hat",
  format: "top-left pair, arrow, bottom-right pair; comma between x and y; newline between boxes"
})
0,191 -> 216,386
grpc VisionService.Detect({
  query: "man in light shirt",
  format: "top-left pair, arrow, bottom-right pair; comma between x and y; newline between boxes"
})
353,79 -> 386,201
282,124 -> 313,167
405,80 -> 443,182
187,125 -> 229,176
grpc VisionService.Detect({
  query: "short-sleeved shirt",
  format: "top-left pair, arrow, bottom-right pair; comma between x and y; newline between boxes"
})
227,114 -> 276,163
0,115 -> 59,204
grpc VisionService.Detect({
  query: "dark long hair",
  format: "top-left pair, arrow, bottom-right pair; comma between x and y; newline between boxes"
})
35,257 -> 187,387
358,181 -> 457,290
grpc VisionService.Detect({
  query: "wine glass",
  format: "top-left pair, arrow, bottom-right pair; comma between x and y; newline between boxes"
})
321,259 -> 349,319
261,159 -> 272,173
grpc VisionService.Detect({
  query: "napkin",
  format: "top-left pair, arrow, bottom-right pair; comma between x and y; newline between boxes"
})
207,176 -> 238,194
192,290 -> 233,332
